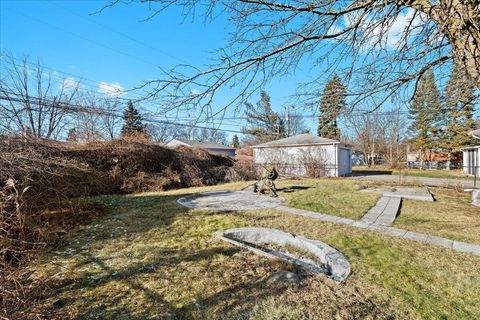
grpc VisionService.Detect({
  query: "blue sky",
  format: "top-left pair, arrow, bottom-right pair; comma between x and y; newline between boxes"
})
1,0 -> 321,137
1,1 -> 475,141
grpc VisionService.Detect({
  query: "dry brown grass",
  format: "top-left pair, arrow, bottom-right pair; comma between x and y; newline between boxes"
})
0,136 -> 245,317
395,188 -> 480,244
18,182 -> 480,320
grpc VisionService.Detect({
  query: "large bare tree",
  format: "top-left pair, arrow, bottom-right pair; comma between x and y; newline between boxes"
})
105,0 -> 479,115
0,55 -> 80,139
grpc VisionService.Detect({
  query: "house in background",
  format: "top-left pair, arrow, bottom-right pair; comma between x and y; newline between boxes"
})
463,129 -> 480,176
407,150 -> 462,169
166,139 -> 236,157
252,133 -> 352,177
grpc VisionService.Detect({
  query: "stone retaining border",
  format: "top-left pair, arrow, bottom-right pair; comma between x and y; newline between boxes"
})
217,227 -> 351,282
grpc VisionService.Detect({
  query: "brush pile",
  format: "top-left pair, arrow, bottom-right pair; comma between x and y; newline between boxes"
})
0,136 -> 238,317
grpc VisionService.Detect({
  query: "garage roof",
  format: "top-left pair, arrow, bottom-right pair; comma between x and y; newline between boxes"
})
252,133 -> 342,148
170,139 -> 236,150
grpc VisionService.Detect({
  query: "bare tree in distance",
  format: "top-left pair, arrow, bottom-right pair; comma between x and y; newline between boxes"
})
73,92 -> 106,142
346,108 -> 407,168
284,111 -> 309,136
104,0 -> 479,116
0,55 -> 80,139
101,97 -> 123,140
346,112 -> 387,168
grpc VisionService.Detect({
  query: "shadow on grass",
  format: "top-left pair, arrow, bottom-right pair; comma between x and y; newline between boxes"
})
53,247 -> 291,319
351,170 -> 393,176
40,192 -> 293,319
278,185 -> 311,193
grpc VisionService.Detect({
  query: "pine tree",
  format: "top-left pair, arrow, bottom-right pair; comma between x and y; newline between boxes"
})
317,74 -> 346,140
409,70 -> 443,169
232,134 -> 240,148
66,128 -> 78,143
440,63 -> 477,168
121,100 -> 145,137
243,91 -> 285,142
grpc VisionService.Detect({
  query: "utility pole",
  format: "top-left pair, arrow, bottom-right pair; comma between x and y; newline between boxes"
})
285,105 -> 291,137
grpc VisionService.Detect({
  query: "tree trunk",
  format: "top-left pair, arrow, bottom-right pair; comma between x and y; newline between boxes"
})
441,2 -> 480,87
406,0 -> 480,86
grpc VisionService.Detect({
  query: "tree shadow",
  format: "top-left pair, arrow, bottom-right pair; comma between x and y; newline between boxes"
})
351,170 -> 393,176
48,245 -> 293,319
34,191 -> 300,319
278,185 -> 310,193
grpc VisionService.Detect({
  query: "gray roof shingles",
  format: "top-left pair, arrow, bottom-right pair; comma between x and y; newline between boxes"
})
252,133 -> 340,148
174,139 -> 236,150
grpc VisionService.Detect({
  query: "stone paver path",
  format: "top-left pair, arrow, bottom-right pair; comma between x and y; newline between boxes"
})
350,174 -> 475,189
361,196 -> 401,226
177,191 -> 480,257
360,186 -> 434,202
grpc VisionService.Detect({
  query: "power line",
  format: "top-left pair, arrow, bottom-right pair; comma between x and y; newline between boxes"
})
0,92 -> 249,135
1,54 -> 145,101
50,1 -> 189,65
6,7 -> 163,69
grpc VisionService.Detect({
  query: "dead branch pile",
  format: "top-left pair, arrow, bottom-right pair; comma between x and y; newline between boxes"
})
227,147 -> 257,181
0,136 -> 237,318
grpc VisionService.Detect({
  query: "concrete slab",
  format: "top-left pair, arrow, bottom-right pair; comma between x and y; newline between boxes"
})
403,231 -> 428,243
361,186 -> 434,202
472,189 -> 480,207
361,196 -> 401,226
426,235 -> 453,249
381,227 -> 408,237
452,241 -> 480,255
177,191 -> 285,211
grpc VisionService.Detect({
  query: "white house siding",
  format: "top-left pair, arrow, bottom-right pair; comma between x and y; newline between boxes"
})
463,147 -> 480,176
338,147 -> 352,176
253,144 -> 341,177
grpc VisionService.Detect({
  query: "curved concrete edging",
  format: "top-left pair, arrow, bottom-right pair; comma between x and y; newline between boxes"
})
216,227 -> 351,282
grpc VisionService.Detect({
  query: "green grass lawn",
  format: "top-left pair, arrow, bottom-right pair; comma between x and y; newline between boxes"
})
276,179 -> 380,220
395,188 -> 480,245
27,181 -> 480,319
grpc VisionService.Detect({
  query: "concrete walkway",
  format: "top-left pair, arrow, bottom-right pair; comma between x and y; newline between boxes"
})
276,205 -> 480,257
350,174 -> 476,189
177,191 -> 480,257
361,196 -> 401,226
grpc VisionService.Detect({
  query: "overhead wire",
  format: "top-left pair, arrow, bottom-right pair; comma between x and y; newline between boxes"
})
0,90 -> 249,135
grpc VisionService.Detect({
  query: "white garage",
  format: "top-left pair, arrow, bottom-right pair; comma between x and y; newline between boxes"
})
463,129 -> 480,176
252,133 -> 352,177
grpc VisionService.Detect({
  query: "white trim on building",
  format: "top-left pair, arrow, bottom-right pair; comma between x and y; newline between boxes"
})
462,130 -> 480,176
463,145 -> 480,176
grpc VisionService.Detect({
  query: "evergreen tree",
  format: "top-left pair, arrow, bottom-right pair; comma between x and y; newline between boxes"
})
440,63 -> 477,168
66,128 -> 78,143
409,70 -> 443,168
317,74 -> 346,140
232,134 -> 240,148
121,100 -> 145,137
243,91 -> 285,142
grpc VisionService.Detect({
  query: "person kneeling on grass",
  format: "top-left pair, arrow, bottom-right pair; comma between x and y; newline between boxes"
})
253,166 -> 279,197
